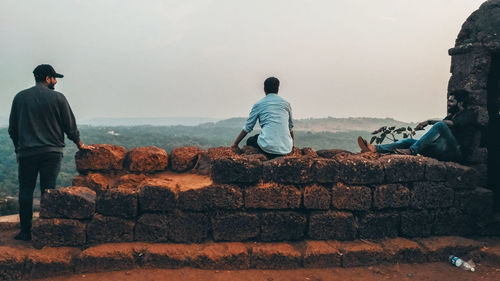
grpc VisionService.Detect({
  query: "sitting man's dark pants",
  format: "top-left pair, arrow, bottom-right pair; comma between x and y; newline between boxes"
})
246,134 -> 282,158
18,152 -> 62,233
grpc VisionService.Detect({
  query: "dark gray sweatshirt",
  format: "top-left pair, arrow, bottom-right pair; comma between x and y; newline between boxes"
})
8,85 -> 80,157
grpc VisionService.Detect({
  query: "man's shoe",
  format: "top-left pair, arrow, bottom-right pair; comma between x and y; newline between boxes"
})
357,136 -> 376,153
14,231 -> 31,241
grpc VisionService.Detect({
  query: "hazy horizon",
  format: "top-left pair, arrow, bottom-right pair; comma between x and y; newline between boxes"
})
0,0 -> 485,123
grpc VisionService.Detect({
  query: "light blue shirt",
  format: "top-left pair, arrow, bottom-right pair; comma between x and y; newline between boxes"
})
244,93 -> 294,155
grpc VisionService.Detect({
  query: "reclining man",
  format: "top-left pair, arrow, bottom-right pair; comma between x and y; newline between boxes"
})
232,77 -> 294,157
8,64 -> 93,240
358,90 -> 475,162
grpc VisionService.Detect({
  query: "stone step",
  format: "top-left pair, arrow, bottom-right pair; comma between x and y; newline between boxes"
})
0,213 -> 39,231
0,236 -> 496,280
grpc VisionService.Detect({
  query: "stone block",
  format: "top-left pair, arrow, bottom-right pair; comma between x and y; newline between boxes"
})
312,158 -> 340,183
245,183 -> 301,209
442,161 -> 478,189
170,146 -> 200,172
304,184 -> 330,210
338,156 -> 385,185
192,242 -> 250,269
301,147 -> 318,157
75,144 -> 126,173
210,157 -> 262,184
465,147 -> 488,164
250,243 -> 302,269
309,211 -> 357,240
338,240 -> 386,267
207,146 -> 237,160
373,184 -> 410,209
72,173 -> 113,194
87,214 -> 134,244
178,184 -> 243,211
124,146 -> 168,173
27,247 -> 80,279
138,179 -> 177,213
40,186 -> 96,219
424,159 -> 450,181
304,241 -> 342,268
400,210 -> 434,237
76,243 -> 137,273
380,155 -> 426,182
32,218 -> 86,248
96,188 -> 138,219
262,156 -> 314,184
115,174 -> 147,189
380,238 -> 427,263
0,246 -> 27,280
166,211 -> 210,243
454,187 -> 493,216
143,243 -> 200,268
433,208 -> 474,236
416,236 -> 484,262
135,213 -> 169,242
316,149 -> 352,159
331,183 -> 371,211
212,212 -> 260,241
410,182 -> 454,209
358,212 -> 400,239
260,212 -> 307,241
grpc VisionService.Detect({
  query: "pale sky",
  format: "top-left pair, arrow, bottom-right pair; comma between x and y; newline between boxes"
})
0,0 -> 486,122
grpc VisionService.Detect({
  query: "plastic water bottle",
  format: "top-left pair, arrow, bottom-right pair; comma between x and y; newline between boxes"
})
448,255 -> 476,272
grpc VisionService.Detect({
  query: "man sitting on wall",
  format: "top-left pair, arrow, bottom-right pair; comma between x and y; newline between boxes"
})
357,90 -> 475,162
232,77 -> 294,157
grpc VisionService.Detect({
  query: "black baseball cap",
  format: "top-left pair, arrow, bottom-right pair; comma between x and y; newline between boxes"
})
33,64 -> 64,79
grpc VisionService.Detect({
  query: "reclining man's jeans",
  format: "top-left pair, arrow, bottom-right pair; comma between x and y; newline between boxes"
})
375,121 -> 462,162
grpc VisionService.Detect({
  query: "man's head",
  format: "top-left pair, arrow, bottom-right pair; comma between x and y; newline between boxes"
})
33,64 -> 64,90
448,90 -> 470,113
264,77 -> 280,94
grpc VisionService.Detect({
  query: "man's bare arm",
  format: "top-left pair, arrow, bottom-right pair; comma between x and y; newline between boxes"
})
232,130 -> 248,152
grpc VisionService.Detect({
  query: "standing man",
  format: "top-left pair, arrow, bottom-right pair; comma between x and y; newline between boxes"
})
232,77 -> 294,157
8,64 -> 92,241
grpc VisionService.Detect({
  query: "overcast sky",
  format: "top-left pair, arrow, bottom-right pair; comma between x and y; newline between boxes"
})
0,0 -> 486,122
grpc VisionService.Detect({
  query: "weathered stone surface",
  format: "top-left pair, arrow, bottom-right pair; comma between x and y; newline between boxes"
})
338,156 -> 385,184
339,240 -> 386,267
304,241 -> 342,268
316,149 -> 352,159
76,243 -> 138,273
124,146 -> 168,173
87,214 -> 135,244
72,173 -> 113,194
260,212 -> 307,241
167,211 -> 210,243
115,174 -> 146,189
207,146 -> 236,160
312,158 -> 340,183
192,242 -> 250,269
96,188 -> 138,219
400,210 -> 434,237
32,218 -> 86,248
358,212 -> 400,239
212,212 -> 260,241
380,155 -> 426,182
138,179 -> 177,213
380,238 -> 427,263
40,186 -> 96,219
424,159 -> 450,181
433,208 -> 474,236
250,243 -> 302,269
416,236 -> 484,262
301,147 -> 318,157
262,156 -> 314,184
170,146 -> 200,172
443,162 -> 478,189
178,184 -> 243,211
27,247 -> 80,279
245,183 -> 301,209
373,184 -> 410,209
454,187 -> 494,216
410,182 -> 454,209
135,213 -> 169,242
143,244 -> 199,268
75,144 -> 126,173
331,183 -> 371,211
309,211 -> 357,240
304,184 -> 330,210
0,246 -> 27,280
211,157 -> 262,184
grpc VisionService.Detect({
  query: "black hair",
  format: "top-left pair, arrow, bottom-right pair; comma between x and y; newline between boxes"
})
450,89 -> 470,107
264,77 -> 280,94
34,74 -> 47,83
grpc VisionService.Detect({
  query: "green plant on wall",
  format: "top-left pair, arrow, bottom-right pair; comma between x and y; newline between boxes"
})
370,126 -> 419,144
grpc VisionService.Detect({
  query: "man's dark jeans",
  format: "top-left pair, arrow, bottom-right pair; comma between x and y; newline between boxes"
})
246,134 -> 282,158
375,121 -> 462,162
18,152 -> 62,233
